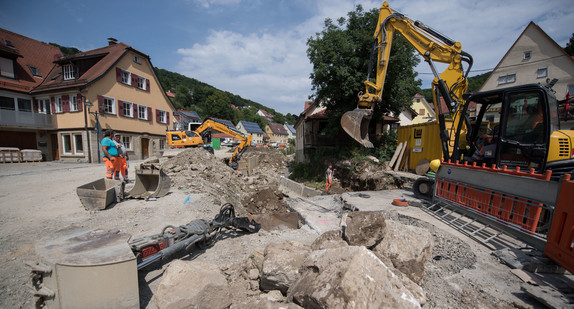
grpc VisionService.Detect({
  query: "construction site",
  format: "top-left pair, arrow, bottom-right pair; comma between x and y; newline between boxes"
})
0,144 -> 572,309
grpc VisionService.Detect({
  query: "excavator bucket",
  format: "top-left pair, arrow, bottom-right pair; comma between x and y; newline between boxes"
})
126,164 -> 171,199
341,108 -> 374,148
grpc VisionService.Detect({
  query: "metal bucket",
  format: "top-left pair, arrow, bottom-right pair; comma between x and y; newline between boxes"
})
341,108 -> 374,148
126,164 -> 171,199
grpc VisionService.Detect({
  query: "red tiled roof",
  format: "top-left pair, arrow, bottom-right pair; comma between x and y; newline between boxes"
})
32,42 -> 132,93
267,122 -> 288,135
382,115 -> 399,121
166,91 -> 175,98
0,28 -> 61,93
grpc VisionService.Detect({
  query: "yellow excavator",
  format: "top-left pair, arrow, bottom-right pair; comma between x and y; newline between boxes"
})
341,1 -> 574,274
341,1 -> 574,180
166,118 -> 252,169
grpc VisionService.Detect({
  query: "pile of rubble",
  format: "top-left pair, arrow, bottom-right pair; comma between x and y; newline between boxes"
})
160,147 -> 291,215
154,211 -> 434,308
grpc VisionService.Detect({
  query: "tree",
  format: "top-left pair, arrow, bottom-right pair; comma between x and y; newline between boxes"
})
175,85 -> 192,109
565,33 -> 574,56
306,5 -> 420,134
202,91 -> 234,120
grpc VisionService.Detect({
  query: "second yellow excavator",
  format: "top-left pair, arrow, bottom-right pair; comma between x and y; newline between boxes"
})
166,118 -> 252,169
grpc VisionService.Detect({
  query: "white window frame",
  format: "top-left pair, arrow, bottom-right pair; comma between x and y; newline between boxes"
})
523,51 -> 532,60
63,64 -> 75,80
498,73 -> 516,85
137,76 -> 146,90
70,94 -> 78,112
121,70 -> 131,84
537,67 -> 548,79
158,110 -> 167,123
122,136 -> 132,150
55,96 -> 63,113
133,55 -> 141,64
61,133 -> 84,155
123,101 -> 133,117
38,98 -> 49,114
138,104 -> 148,120
103,96 -> 116,115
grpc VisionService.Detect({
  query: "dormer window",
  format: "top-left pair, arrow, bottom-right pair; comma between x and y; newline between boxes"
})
63,64 -> 75,80
28,66 -> 41,77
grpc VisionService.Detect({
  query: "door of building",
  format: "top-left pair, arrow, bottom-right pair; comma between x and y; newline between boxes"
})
51,134 -> 59,161
141,138 -> 149,159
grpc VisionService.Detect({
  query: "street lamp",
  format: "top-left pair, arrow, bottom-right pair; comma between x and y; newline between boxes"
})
84,100 -> 93,163
84,100 -> 102,164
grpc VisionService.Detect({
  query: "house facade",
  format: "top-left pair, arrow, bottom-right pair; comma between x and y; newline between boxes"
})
173,109 -> 202,131
0,28 -> 175,162
284,124 -> 296,140
236,120 -> 265,145
410,94 -> 436,124
479,22 -> 574,101
265,122 -> 288,145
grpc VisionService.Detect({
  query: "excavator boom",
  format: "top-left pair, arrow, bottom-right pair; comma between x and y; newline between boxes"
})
341,1 -> 472,157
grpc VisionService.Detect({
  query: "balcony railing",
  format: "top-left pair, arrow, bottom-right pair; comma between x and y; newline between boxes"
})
0,109 -> 56,129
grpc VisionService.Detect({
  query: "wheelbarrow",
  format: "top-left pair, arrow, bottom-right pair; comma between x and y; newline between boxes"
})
126,164 -> 171,199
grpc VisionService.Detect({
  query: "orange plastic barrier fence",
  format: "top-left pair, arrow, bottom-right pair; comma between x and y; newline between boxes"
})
435,161 -> 549,233
544,175 -> 574,274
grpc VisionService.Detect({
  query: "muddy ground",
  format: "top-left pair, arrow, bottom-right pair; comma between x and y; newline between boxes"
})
0,147 -> 568,308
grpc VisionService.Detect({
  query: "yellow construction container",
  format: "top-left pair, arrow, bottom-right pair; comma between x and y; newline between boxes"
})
397,120 -> 461,171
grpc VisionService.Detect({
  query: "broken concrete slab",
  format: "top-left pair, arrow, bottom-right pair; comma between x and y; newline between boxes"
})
287,246 -> 424,309
310,230 -> 348,251
155,260 -> 231,309
342,211 -> 386,248
260,241 -> 312,294
373,220 -> 433,284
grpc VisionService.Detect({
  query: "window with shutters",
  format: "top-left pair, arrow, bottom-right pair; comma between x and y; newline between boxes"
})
63,64 -> 75,80
103,96 -> 116,114
55,96 -> 63,113
137,76 -> 146,90
70,95 -> 79,112
158,110 -> 167,123
138,104 -> 148,120
123,101 -> 133,117
121,70 -> 131,84
38,98 -> 49,114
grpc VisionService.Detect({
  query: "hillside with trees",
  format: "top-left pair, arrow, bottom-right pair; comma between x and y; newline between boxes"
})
155,69 -> 298,126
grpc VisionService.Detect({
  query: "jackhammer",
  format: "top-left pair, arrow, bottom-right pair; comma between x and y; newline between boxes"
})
129,203 -> 260,270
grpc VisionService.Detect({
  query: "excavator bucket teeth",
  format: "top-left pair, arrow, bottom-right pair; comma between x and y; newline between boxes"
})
341,109 -> 374,148
127,164 -> 171,199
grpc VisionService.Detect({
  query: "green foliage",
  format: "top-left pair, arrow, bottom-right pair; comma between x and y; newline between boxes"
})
49,43 -> 81,56
306,5 -> 421,132
565,33 -> 574,56
201,91 -> 234,120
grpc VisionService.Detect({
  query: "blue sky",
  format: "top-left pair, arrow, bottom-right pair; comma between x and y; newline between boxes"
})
2,0 -> 573,116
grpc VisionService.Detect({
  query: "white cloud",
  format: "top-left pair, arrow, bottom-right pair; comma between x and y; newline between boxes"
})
192,0 -> 242,9
176,0 -> 574,115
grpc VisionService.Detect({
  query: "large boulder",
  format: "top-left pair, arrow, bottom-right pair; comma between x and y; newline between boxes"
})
311,230 -> 348,250
343,211 -> 386,248
155,260 -> 231,309
260,241 -> 312,294
372,220 -> 433,284
287,246 -> 423,309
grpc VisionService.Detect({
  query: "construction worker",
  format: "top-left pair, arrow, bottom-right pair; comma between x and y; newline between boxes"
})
325,164 -> 334,194
101,130 -> 119,179
113,133 -> 129,181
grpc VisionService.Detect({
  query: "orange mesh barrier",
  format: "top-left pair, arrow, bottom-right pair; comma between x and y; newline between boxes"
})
544,175 -> 574,274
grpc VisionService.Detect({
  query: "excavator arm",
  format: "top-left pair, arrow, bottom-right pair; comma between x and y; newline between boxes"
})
342,1 -> 473,159
195,119 -> 252,168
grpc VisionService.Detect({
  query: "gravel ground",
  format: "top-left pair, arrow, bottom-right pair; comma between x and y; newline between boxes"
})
0,149 -> 558,308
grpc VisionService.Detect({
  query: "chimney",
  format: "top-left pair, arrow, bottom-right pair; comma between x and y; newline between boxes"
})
107,38 -> 118,45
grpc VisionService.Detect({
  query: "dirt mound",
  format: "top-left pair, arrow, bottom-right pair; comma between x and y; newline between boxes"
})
160,148 -> 291,216
243,188 -> 288,214
334,160 -> 406,191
